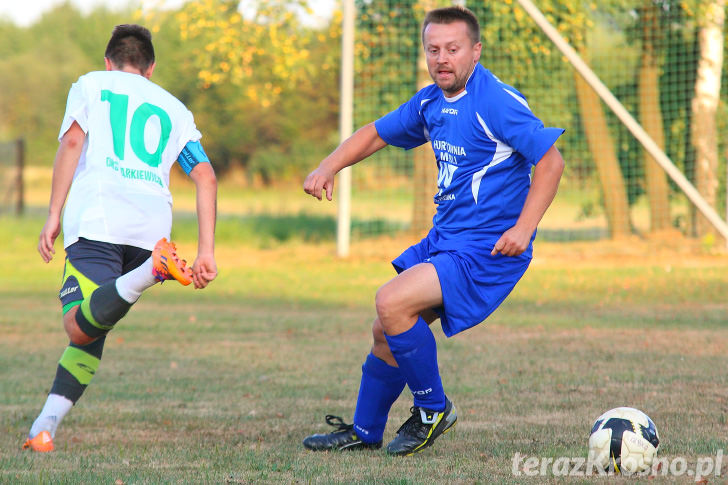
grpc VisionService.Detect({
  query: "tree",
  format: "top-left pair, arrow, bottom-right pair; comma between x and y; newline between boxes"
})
411,0 -> 445,237
542,1 -> 633,238
174,0 -> 323,107
573,59 -> 632,238
691,0 -> 725,241
142,0 -> 341,177
473,0 -> 633,238
637,0 -> 672,232
0,3 -> 128,165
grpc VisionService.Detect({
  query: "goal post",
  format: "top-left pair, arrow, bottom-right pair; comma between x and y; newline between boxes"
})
336,0 -> 355,258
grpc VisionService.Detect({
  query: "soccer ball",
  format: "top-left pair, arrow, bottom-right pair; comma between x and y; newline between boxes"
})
588,407 -> 660,475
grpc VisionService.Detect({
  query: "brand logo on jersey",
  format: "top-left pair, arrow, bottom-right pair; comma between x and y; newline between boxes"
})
441,107 -> 458,115
59,286 -> 79,299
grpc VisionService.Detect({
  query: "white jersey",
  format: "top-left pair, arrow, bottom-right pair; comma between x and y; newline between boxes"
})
59,70 -> 202,250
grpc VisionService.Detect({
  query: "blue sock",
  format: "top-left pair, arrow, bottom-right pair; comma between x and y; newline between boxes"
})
352,353 -> 406,444
385,317 -> 446,411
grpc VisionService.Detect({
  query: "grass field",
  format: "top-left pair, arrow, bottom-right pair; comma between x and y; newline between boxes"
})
1,196 -> 728,483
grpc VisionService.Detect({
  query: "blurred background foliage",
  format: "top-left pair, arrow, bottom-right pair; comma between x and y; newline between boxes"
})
1,0 -> 727,241
0,0 -> 341,185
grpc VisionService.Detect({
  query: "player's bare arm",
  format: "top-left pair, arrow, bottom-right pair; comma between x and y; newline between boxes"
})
38,122 -> 86,263
491,145 -> 565,257
303,122 -> 388,201
189,162 -> 218,289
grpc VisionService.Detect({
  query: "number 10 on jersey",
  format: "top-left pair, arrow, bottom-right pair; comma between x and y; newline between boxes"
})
101,89 -> 171,168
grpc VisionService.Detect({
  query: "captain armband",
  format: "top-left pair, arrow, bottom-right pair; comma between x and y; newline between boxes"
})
177,140 -> 210,175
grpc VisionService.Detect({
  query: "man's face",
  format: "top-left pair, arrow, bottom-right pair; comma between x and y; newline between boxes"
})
423,21 -> 481,97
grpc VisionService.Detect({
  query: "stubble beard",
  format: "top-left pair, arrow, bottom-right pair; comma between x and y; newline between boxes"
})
431,62 -> 474,97
435,75 -> 467,97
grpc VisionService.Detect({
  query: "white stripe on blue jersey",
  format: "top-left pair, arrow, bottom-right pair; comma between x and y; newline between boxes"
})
472,112 -> 513,204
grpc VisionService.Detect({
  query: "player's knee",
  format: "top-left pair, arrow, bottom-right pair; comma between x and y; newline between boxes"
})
372,318 -> 387,345
64,318 -> 95,346
63,307 -> 100,346
374,286 -> 399,323
371,319 -> 397,365
63,307 -> 78,334
68,333 -> 96,346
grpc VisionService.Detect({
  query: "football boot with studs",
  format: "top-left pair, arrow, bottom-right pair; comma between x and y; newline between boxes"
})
303,415 -> 382,451
386,398 -> 457,456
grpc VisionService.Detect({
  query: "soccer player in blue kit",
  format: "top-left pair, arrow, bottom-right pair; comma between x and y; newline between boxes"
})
302,6 -> 565,456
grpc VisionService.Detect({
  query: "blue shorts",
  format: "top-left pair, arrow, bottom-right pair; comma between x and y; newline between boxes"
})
59,238 -> 151,314
391,228 -> 531,337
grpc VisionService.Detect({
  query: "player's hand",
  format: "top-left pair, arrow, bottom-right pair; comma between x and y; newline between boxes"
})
303,165 -> 336,201
191,254 -> 217,289
38,214 -> 61,263
491,225 -> 533,257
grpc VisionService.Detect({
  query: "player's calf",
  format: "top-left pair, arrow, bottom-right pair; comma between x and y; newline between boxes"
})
63,307 -> 98,346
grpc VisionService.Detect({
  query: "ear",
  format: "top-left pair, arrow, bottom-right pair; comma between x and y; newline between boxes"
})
143,62 -> 156,79
104,57 -> 113,71
473,41 -> 482,63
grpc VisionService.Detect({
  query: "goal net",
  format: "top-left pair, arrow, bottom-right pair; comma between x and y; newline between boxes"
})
347,0 -> 728,245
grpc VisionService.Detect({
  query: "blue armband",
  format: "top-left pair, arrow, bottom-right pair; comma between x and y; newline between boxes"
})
177,140 -> 210,175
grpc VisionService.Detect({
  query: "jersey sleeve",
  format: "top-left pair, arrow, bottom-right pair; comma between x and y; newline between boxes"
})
180,109 -> 202,143
374,94 -> 429,150
58,77 -> 90,140
487,85 -> 564,166
173,108 -> 204,173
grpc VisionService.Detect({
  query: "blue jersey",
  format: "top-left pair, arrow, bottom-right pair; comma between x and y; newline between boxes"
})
375,64 -> 564,253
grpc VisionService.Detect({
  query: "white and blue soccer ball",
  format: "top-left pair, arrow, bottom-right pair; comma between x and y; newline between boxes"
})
588,407 -> 660,475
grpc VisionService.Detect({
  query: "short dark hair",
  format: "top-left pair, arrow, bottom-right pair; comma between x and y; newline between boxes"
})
105,24 -> 155,72
422,6 -> 481,46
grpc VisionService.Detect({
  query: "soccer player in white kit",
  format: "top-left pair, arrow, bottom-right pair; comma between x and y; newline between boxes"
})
23,24 -> 218,452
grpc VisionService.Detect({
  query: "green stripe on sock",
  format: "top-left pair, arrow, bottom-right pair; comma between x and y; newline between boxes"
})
80,298 -> 114,331
59,346 -> 100,386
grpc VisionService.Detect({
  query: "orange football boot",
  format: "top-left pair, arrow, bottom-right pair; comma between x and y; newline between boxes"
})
152,238 -> 193,286
22,431 -> 54,452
